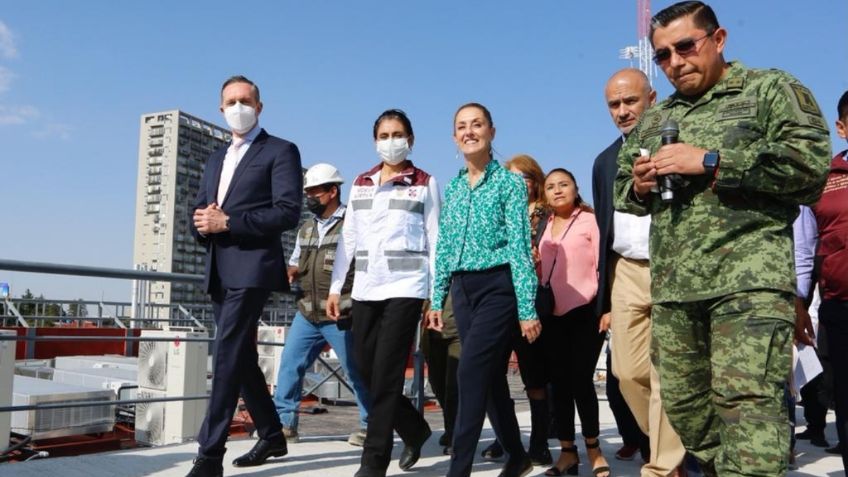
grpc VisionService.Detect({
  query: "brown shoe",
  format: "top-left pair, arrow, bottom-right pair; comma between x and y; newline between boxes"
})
614,444 -> 639,461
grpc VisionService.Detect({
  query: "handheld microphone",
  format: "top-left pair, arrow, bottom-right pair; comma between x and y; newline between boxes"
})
659,119 -> 679,203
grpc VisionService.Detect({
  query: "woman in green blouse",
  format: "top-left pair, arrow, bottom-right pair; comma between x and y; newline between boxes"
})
427,102 -> 540,477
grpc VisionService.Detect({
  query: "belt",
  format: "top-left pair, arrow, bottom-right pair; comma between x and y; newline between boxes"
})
613,251 -> 649,265
451,263 -> 510,277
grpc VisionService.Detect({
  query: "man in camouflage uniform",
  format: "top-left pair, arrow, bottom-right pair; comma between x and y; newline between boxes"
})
613,2 -> 831,476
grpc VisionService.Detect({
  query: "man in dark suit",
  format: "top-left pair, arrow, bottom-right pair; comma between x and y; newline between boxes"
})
592,68 -> 686,477
187,75 -> 303,477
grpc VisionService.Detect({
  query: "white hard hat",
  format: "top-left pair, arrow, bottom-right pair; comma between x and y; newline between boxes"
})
303,163 -> 344,189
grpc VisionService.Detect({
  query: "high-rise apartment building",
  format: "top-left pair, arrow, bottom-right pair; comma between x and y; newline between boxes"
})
132,110 -> 229,305
132,110 -> 304,314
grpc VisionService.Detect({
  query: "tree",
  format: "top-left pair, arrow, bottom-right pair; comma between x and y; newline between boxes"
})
17,289 -> 35,316
67,300 -> 88,318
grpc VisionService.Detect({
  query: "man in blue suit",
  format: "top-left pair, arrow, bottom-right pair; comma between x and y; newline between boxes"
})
187,75 -> 303,477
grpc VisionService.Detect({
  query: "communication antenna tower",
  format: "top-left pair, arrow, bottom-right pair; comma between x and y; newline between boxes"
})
618,0 -> 657,85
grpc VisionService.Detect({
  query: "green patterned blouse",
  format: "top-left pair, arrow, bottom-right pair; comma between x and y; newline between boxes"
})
431,159 -> 538,321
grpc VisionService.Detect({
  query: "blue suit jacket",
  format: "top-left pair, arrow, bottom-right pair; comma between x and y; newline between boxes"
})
191,128 -> 303,293
591,136 -> 623,318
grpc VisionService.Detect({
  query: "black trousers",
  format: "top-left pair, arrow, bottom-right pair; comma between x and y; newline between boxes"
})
448,265 -> 527,477
540,304 -> 606,441
514,326 -> 549,389
422,329 -> 460,440
352,298 -> 428,471
198,286 -> 282,458
606,349 -> 649,453
820,298 -> 848,472
799,374 -> 828,433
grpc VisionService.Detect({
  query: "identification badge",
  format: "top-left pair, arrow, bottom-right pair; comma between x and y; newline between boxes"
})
716,98 -> 757,121
323,250 -> 336,272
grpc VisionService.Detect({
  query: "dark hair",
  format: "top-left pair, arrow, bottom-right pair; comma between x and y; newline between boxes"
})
650,1 -> 720,43
838,91 -> 848,120
545,168 -> 594,213
326,183 -> 343,203
453,102 -> 494,127
221,75 -> 260,103
373,109 -> 414,139
307,183 -> 343,204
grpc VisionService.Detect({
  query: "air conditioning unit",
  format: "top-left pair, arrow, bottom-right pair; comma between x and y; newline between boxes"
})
134,389 -> 166,446
11,375 -> 115,440
52,367 -> 138,400
54,355 -> 139,372
257,326 -> 286,356
258,355 -> 281,388
257,326 -> 285,389
14,366 -> 54,380
0,330 -> 15,451
135,330 -> 207,446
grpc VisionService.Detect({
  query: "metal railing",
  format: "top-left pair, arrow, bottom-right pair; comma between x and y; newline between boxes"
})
0,258 -> 425,423
0,333 -> 358,415
0,258 -> 297,328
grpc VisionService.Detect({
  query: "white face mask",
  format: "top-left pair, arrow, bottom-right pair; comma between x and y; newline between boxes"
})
376,137 -> 411,165
223,102 -> 257,134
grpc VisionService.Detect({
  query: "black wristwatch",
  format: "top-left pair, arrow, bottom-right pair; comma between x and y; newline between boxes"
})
224,215 -> 231,231
703,150 -> 720,177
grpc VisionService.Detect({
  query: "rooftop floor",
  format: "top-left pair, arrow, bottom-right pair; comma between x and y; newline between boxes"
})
0,377 -> 843,477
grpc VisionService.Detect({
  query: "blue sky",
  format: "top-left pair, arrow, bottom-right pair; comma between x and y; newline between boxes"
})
1,0 -> 846,302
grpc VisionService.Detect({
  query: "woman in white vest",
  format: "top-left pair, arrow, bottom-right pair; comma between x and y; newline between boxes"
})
327,109 -> 440,477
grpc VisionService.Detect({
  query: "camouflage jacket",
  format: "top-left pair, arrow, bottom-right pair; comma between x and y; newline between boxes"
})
613,62 -> 831,304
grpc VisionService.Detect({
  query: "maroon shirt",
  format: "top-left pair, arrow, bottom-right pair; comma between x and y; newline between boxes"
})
814,150 -> 848,300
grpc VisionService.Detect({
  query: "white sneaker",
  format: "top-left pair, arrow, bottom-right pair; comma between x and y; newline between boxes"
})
348,429 -> 367,447
283,427 -> 299,443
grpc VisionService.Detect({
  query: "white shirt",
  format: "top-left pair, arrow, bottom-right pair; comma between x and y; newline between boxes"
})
612,211 -> 651,260
330,163 -> 440,301
288,205 -> 346,266
217,124 -> 261,204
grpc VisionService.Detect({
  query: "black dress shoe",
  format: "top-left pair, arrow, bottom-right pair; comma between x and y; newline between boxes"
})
482,440 -> 505,460
186,456 -> 223,477
826,441 -> 843,454
399,423 -> 432,471
498,455 -> 533,477
796,428 -> 829,446
529,445 -> 553,466
354,466 -> 387,477
231,437 -> 288,467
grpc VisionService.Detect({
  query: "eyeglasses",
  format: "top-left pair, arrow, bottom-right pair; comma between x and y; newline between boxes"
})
652,32 -> 713,64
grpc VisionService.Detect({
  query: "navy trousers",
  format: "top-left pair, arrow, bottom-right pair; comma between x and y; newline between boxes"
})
448,265 -> 528,477
198,286 -> 283,457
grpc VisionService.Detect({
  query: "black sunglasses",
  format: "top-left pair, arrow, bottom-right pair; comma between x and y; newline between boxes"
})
653,32 -> 713,64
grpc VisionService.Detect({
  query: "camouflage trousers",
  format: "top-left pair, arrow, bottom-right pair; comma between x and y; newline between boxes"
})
652,290 -> 793,477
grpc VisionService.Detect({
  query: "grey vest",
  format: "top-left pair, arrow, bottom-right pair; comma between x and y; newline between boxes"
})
296,214 -> 353,323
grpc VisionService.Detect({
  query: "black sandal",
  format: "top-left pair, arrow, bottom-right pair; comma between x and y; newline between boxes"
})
585,440 -> 611,477
545,446 -> 578,476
